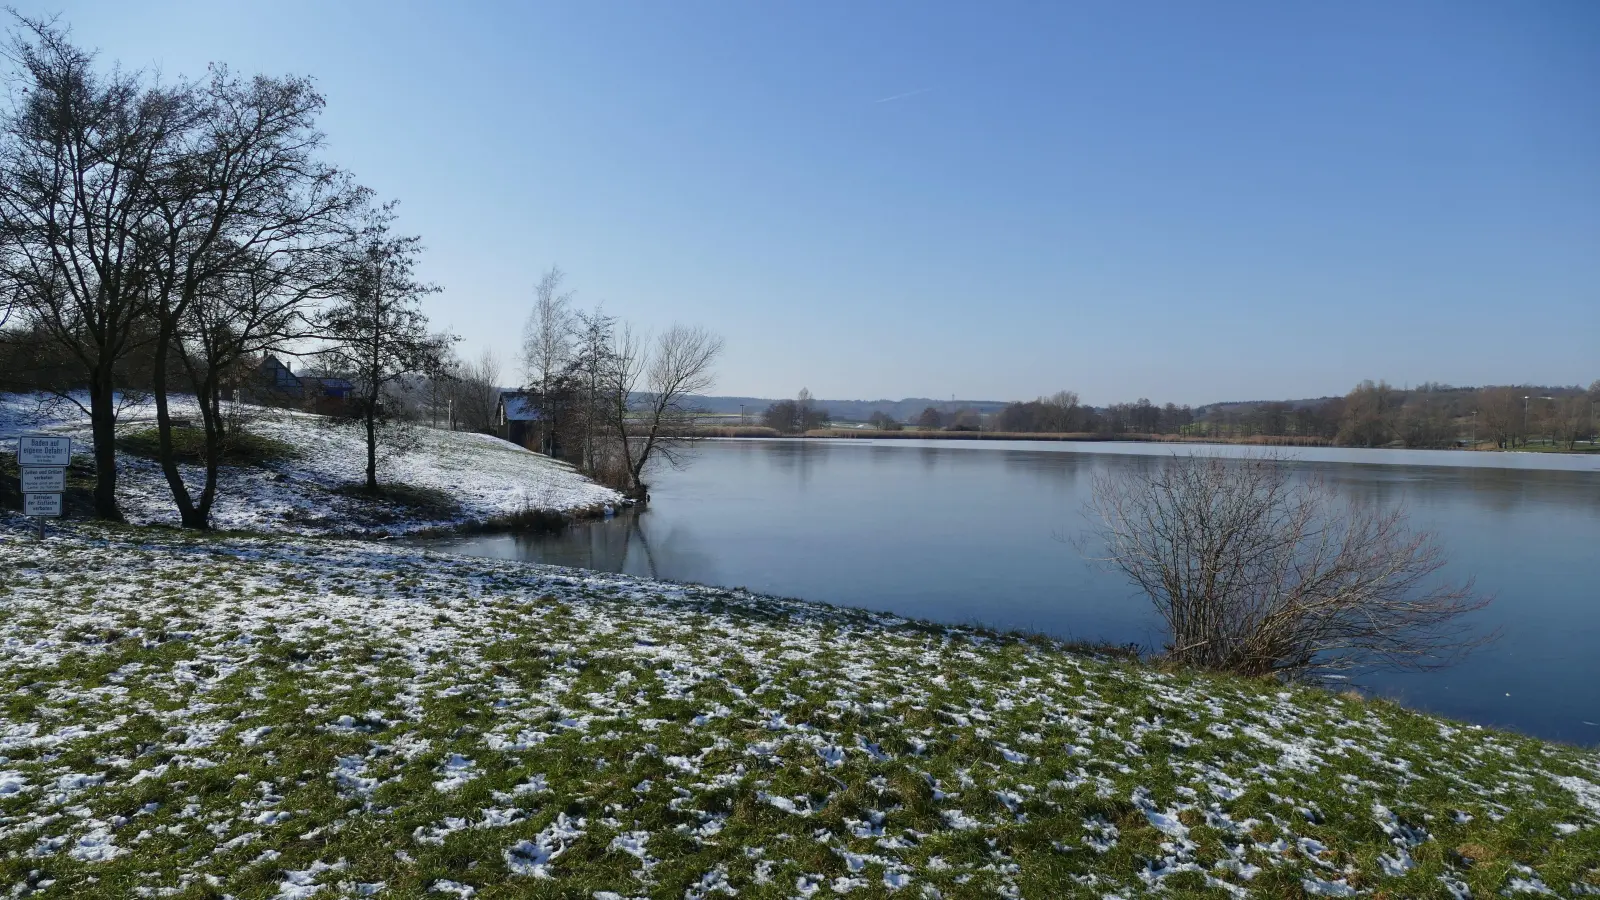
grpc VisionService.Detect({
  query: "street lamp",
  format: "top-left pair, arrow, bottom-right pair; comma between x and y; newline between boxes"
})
1523,395 -> 1554,447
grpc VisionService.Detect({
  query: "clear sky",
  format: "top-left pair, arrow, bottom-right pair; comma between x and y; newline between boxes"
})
30,0 -> 1600,404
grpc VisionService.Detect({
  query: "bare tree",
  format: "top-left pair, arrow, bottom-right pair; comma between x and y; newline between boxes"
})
520,265 -> 573,452
609,324 -> 722,499
600,321 -> 645,490
1044,390 -> 1081,432
570,306 -> 616,472
1478,386 -> 1523,449
1083,451 -> 1493,681
158,243 -> 339,528
144,67 -> 362,528
454,347 -> 501,433
1336,380 -> 1398,447
763,388 -> 829,434
319,205 -> 453,491
0,16 -> 188,519
1551,395 -> 1592,450
761,399 -> 799,434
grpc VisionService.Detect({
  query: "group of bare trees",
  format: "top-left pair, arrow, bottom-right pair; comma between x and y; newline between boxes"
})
515,266 -> 724,500
762,388 -> 831,434
995,391 -> 1091,432
982,381 -> 1599,449
989,393 -> 1195,435
913,405 -> 982,431
0,16 -> 450,525
1334,380 -> 1599,449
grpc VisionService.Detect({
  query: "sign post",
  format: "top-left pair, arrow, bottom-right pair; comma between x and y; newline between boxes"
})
17,434 -> 70,540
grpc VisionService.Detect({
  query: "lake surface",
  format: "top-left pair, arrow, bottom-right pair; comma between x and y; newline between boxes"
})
417,439 -> 1600,745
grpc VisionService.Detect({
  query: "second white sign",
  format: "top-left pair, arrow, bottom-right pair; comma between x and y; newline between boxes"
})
22,468 -> 66,493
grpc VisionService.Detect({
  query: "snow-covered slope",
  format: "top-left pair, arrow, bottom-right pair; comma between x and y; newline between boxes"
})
0,392 -> 621,535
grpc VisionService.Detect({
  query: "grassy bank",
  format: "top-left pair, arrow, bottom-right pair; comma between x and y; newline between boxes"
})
1505,443 -> 1600,454
2,520 -> 1596,898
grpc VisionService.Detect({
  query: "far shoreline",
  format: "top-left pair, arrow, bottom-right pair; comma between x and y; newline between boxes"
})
686,425 -> 1600,455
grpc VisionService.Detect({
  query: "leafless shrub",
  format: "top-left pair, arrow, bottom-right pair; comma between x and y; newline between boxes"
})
1082,451 -> 1494,681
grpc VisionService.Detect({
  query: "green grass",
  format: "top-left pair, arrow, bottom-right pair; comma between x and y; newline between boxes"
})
116,424 -> 298,466
330,480 -> 464,519
1511,442 -> 1600,454
1,523 -> 1597,899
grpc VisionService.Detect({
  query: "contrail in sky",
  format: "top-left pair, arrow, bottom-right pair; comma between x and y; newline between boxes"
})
874,88 -> 932,104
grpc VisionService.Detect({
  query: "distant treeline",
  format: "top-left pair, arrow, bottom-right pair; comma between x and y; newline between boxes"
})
748,383 -> 1600,450
1183,381 -> 1598,449
980,383 -> 1598,449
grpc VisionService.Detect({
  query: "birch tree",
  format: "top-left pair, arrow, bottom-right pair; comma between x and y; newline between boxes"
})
520,265 -> 573,452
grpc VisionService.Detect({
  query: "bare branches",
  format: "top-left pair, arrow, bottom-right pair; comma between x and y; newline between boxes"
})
142,66 -> 363,529
508,267 -> 725,501
453,348 -> 501,433
0,14 -> 192,518
521,265 -> 573,389
1083,451 -> 1494,682
319,205 -> 454,490
625,324 -> 724,484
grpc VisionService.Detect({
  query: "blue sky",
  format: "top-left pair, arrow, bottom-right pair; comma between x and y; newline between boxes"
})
33,1 -> 1600,404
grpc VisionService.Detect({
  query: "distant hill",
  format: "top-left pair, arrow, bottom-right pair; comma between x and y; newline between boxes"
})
688,396 -> 1010,422
1194,396 -> 1342,415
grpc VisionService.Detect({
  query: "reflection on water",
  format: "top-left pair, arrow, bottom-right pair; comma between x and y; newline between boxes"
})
415,439 -> 1600,744
476,511 -> 714,581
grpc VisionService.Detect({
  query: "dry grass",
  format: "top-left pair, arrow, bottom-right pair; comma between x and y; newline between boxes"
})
681,425 -> 783,437
1160,433 -> 1333,447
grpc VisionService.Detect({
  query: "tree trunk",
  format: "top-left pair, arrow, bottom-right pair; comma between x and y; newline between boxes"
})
87,370 -> 124,521
194,375 -> 223,527
611,399 -> 637,498
365,398 -> 378,491
626,423 -> 659,502
151,337 -> 206,529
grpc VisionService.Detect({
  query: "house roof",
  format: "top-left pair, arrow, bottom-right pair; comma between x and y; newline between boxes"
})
499,392 -> 545,421
260,355 -> 301,387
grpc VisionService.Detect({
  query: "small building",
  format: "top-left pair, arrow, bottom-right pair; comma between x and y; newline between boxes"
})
304,377 -> 353,415
259,354 -> 302,398
243,355 -> 351,414
497,391 -> 551,454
